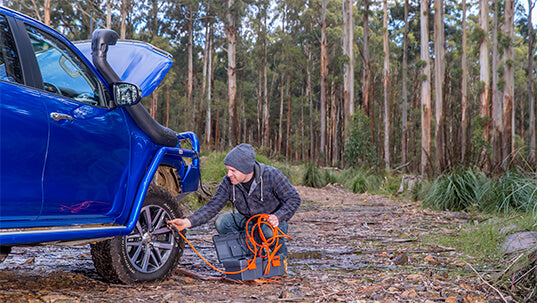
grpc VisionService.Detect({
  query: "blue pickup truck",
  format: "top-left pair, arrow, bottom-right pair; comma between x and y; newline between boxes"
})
0,7 -> 200,283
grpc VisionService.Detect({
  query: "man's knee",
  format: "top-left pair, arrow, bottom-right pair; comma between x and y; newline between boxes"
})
215,213 -> 242,234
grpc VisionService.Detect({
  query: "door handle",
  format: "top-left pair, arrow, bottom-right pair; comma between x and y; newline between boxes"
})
50,112 -> 73,122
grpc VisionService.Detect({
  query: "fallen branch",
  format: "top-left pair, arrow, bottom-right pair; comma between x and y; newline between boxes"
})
466,262 -> 509,303
340,247 -> 455,255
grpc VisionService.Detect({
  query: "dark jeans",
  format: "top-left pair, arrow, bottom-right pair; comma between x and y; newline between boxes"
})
215,212 -> 288,256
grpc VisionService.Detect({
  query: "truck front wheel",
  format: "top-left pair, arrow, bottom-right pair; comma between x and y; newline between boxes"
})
91,185 -> 185,284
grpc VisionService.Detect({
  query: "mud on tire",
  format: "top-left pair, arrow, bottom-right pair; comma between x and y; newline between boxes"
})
91,185 -> 185,284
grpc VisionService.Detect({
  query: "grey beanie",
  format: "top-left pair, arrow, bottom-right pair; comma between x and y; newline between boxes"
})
224,143 -> 256,174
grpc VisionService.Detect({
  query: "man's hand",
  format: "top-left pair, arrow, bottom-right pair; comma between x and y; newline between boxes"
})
267,214 -> 279,227
168,218 -> 192,232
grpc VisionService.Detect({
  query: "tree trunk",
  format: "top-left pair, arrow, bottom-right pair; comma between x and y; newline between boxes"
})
262,9 -> 270,149
383,0 -> 391,170
120,0 -> 127,39
528,0 -> 536,162
434,0 -> 445,174
306,47 -> 313,161
166,85 -> 169,128
320,0 -> 328,161
278,77 -> 284,153
330,79 -> 337,165
362,0 -> 373,143
461,0 -> 469,163
106,0 -> 112,29
420,0 -> 432,176
206,37 -> 213,148
402,0 -> 409,168
342,0 -> 354,142
286,77 -> 292,160
503,0 -> 515,160
188,5 -> 195,133
226,0 -> 237,148
479,0 -> 491,152
492,0 -> 503,167
150,91 -> 158,119
44,0 -> 51,26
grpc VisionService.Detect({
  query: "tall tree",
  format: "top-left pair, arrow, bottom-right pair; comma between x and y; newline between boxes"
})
434,0 -> 445,173
383,0 -> 391,170
503,0 -> 515,160
320,0 -> 328,161
120,0 -> 128,39
44,0 -> 51,26
204,23 -> 214,147
187,4 -> 195,131
362,0 -> 373,143
402,0 -> 410,167
342,0 -> 354,142
528,0 -> 536,163
461,0 -> 469,163
479,0 -> 491,152
492,0 -> 503,165
420,0 -> 432,176
226,0 -> 238,147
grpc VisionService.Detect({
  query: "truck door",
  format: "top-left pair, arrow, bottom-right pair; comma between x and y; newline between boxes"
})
24,24 -> 131,221
0,14 -> 46,223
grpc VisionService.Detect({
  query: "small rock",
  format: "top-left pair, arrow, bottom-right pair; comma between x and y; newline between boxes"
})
370,294 -> 384,301
183,277 -> 195,284
501,231 -> 537,254
394,254 -> 409,265
279,290 -> 291,299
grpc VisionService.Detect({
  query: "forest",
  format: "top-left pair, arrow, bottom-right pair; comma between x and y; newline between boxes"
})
4,0 -> 537,177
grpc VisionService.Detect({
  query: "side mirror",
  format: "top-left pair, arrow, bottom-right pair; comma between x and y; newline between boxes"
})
113,82 -> 142,107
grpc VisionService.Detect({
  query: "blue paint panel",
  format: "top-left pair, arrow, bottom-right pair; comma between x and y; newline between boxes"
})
0,81 -> 47,222
41,93 -> 130,219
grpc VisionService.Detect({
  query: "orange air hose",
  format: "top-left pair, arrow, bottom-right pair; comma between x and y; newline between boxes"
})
168,214 -> 290,276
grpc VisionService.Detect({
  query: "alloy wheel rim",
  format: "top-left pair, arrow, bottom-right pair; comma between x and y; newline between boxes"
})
124,205 -> 175,273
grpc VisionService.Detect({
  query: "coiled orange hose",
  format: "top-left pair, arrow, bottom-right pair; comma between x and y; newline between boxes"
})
168,214 -> 290,275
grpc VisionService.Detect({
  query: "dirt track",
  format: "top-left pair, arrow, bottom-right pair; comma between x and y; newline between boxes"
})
0,185 -> 501,302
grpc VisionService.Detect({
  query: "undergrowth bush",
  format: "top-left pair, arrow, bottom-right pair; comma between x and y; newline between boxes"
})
491,170 -> 537,214
423,168 -> 488,211
302,163 -> 325,188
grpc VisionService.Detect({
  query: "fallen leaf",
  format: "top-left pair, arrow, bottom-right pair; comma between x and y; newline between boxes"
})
424,255 -> 437,264
401,288 -> 418,297
184,277 -> 195,285
460,283 -> 472,290
463,293 -> 487,303
406,273 -> 424,281
445,296 -> 457,303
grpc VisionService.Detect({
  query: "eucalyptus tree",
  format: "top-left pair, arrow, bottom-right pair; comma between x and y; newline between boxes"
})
503,0 -> 515,159
420,0 -> 432,176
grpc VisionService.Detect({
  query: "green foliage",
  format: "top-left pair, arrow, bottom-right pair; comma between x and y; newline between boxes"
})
324,169 -> 338,185
490,170 -> 537,214
344,110 -> 379,168
411,179 -> 433,202
199,151 -> 228,183
423,168 -> 489,211
424,217 -> 503,263
302,163 -> 325,188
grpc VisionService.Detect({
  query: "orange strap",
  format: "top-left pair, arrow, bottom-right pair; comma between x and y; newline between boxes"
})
169,214 -> 290,275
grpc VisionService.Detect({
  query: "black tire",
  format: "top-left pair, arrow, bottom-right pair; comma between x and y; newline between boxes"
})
0,246 -> 11,264
91,185 -> 185,284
